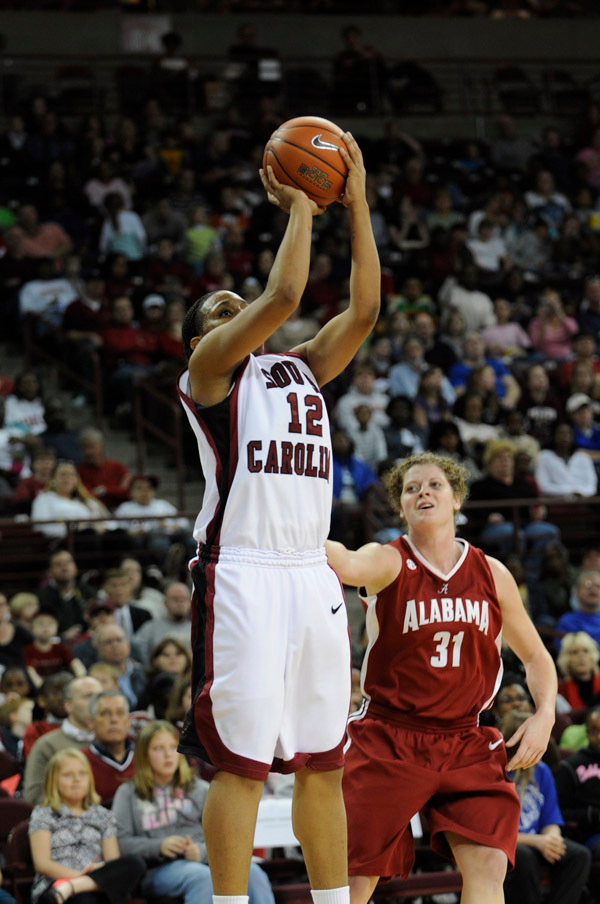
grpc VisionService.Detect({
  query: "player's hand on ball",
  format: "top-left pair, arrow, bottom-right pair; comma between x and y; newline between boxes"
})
338,132 -> 366,209
260,166 -> 324,217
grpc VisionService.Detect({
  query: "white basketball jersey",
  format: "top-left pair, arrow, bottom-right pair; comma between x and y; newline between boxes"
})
178,353 -> 333,551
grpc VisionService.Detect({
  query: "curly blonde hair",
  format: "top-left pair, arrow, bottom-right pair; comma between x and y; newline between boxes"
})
384,452 -> 470,513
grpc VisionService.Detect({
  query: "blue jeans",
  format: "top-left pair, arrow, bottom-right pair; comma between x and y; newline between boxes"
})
140,858 -> 275,904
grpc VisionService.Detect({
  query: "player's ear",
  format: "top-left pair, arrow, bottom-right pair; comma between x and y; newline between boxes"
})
190,335 -> 202,352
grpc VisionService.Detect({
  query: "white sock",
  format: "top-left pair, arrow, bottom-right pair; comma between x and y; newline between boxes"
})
213,896 -> 249,904
311,886 -> 350,904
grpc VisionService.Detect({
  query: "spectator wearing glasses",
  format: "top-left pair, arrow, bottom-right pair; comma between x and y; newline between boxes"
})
556,571 -> 600,650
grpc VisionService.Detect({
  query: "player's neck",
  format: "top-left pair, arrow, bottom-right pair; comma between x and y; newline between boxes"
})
409,526 -> 461,574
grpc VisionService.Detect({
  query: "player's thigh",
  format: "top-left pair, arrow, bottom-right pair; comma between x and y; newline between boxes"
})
282,563 -> 351,745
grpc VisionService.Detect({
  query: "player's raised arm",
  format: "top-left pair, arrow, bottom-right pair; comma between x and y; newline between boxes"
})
489,556 -> 557,771
294,133 -> 381,386
186,175 -> 323,405
326,539 -> 402,596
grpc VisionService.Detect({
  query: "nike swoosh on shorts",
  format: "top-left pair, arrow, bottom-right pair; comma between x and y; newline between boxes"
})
489,738 -> 504,750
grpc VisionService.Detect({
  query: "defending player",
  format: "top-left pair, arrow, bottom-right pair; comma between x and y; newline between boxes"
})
177,133 -> 380,904
326,451 -> 557,904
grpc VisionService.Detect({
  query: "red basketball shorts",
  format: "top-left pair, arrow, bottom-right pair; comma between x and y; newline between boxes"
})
343,710 -> 520,880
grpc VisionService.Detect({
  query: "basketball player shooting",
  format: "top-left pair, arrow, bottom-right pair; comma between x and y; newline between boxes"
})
177,132 -> 380,904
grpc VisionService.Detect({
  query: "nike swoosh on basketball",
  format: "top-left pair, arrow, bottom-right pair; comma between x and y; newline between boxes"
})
331,602 -> 344,614
489,738 -> 503,750
312,134 -> 339,151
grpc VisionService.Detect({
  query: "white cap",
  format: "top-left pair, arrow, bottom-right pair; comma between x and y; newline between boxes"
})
142,293 -> 166,310
566,393 -> 592,414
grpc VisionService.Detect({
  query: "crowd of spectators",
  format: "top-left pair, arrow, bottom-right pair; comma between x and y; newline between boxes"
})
5,76 -> 600,583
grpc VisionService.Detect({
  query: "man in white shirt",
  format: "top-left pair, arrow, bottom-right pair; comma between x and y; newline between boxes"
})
438,263 -> 496,333
114,474 -> 193,570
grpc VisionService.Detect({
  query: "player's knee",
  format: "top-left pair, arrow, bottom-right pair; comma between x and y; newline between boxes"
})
463,846 -> 507,887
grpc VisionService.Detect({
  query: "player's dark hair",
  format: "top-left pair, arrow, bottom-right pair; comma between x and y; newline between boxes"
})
181,292 -> 215,360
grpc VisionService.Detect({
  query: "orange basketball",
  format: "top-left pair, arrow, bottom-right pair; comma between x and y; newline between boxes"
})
262,116 -> 348,207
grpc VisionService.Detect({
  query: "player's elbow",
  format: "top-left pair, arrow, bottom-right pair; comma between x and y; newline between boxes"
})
269,282 -> 303,313
352,295 -> 380,329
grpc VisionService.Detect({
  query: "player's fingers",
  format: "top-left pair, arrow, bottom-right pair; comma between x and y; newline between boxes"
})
266,164 -> 284,189
343,131 -> 363,163
504,725 -> 524,747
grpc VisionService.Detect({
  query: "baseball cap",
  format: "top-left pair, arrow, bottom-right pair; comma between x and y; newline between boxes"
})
87,599 -> 115,618
566,393 -> 592,415
142,294 -> 166,311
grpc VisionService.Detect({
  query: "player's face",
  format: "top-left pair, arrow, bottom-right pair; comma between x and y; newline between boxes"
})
399,464 -> 460,529
200,291 -> 249,337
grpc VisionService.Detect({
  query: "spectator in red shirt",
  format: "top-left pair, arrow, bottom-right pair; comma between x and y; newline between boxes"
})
22,610 -> 86,689
10,445 -> 56,514
76,426 -> 130,510
139,293 -> 166,336
82,689 -> 135,806
143,237 -> 192,301
157,298 -> 185,362
101,294 -> 158,415
17,202 -> 72,264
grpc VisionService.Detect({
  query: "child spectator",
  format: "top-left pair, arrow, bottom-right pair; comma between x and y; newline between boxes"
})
28,747 -> 146,904
0,593 -> 34,671
0,695 -> 34,762
87,663 -> 120,692
112,720 -> 275,904
346,403 -> 388,472
9,591 -> 40,634
23,611 -> 86,689
0,666 -> 31,704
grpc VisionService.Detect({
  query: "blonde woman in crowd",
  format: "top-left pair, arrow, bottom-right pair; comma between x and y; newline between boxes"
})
31,461 -> 110,539
29,747 -> 145,904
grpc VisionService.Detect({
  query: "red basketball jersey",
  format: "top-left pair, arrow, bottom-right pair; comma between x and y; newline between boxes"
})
355,536 -> 503,729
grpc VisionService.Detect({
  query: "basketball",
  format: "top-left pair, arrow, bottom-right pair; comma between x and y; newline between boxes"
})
262,116 -> 348,207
